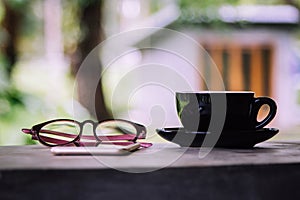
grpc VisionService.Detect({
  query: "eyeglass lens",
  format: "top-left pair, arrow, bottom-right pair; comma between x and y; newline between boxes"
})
95,120 -> 138,140
39,121 -> 80,146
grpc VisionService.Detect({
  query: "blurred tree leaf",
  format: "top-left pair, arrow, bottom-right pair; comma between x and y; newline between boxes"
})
177,0 -> 300,28
179,0 -> 239,10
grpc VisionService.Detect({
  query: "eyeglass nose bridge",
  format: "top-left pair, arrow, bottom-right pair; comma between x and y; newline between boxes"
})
81,119 -> 97,126
79,120 -> 100,141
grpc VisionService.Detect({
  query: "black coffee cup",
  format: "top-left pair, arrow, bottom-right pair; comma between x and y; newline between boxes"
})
176,91 -> 277,132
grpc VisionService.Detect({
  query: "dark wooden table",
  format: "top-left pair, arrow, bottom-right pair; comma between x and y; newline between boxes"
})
1,141 -> 300,200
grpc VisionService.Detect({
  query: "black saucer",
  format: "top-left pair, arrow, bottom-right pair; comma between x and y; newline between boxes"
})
156,127 -> 279,148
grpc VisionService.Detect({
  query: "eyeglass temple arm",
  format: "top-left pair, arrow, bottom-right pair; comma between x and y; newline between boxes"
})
22,128 -> 141,141
39,129 -> 139,141
21,129 -> 72,144
22,128 -> 38,140
22,128 -> 152,147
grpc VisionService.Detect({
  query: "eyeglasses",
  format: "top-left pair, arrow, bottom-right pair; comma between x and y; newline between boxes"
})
22,119 -> 152,148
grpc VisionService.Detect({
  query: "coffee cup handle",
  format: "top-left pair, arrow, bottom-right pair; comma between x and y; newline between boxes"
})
252,97 -> 277,129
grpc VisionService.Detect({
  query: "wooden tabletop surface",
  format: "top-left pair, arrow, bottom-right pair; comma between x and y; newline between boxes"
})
1,140 -> 300,171
2,140 -> 300,199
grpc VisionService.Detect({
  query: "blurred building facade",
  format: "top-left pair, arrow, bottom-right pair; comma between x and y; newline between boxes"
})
104,1 -> 300,131
176,5 -> 300,129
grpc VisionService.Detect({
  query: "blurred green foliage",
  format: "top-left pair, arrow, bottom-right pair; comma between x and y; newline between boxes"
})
179,0 -> 295,9
176,0 -> 300,28
179,0 -> 238,9
0,0 -> 77,145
